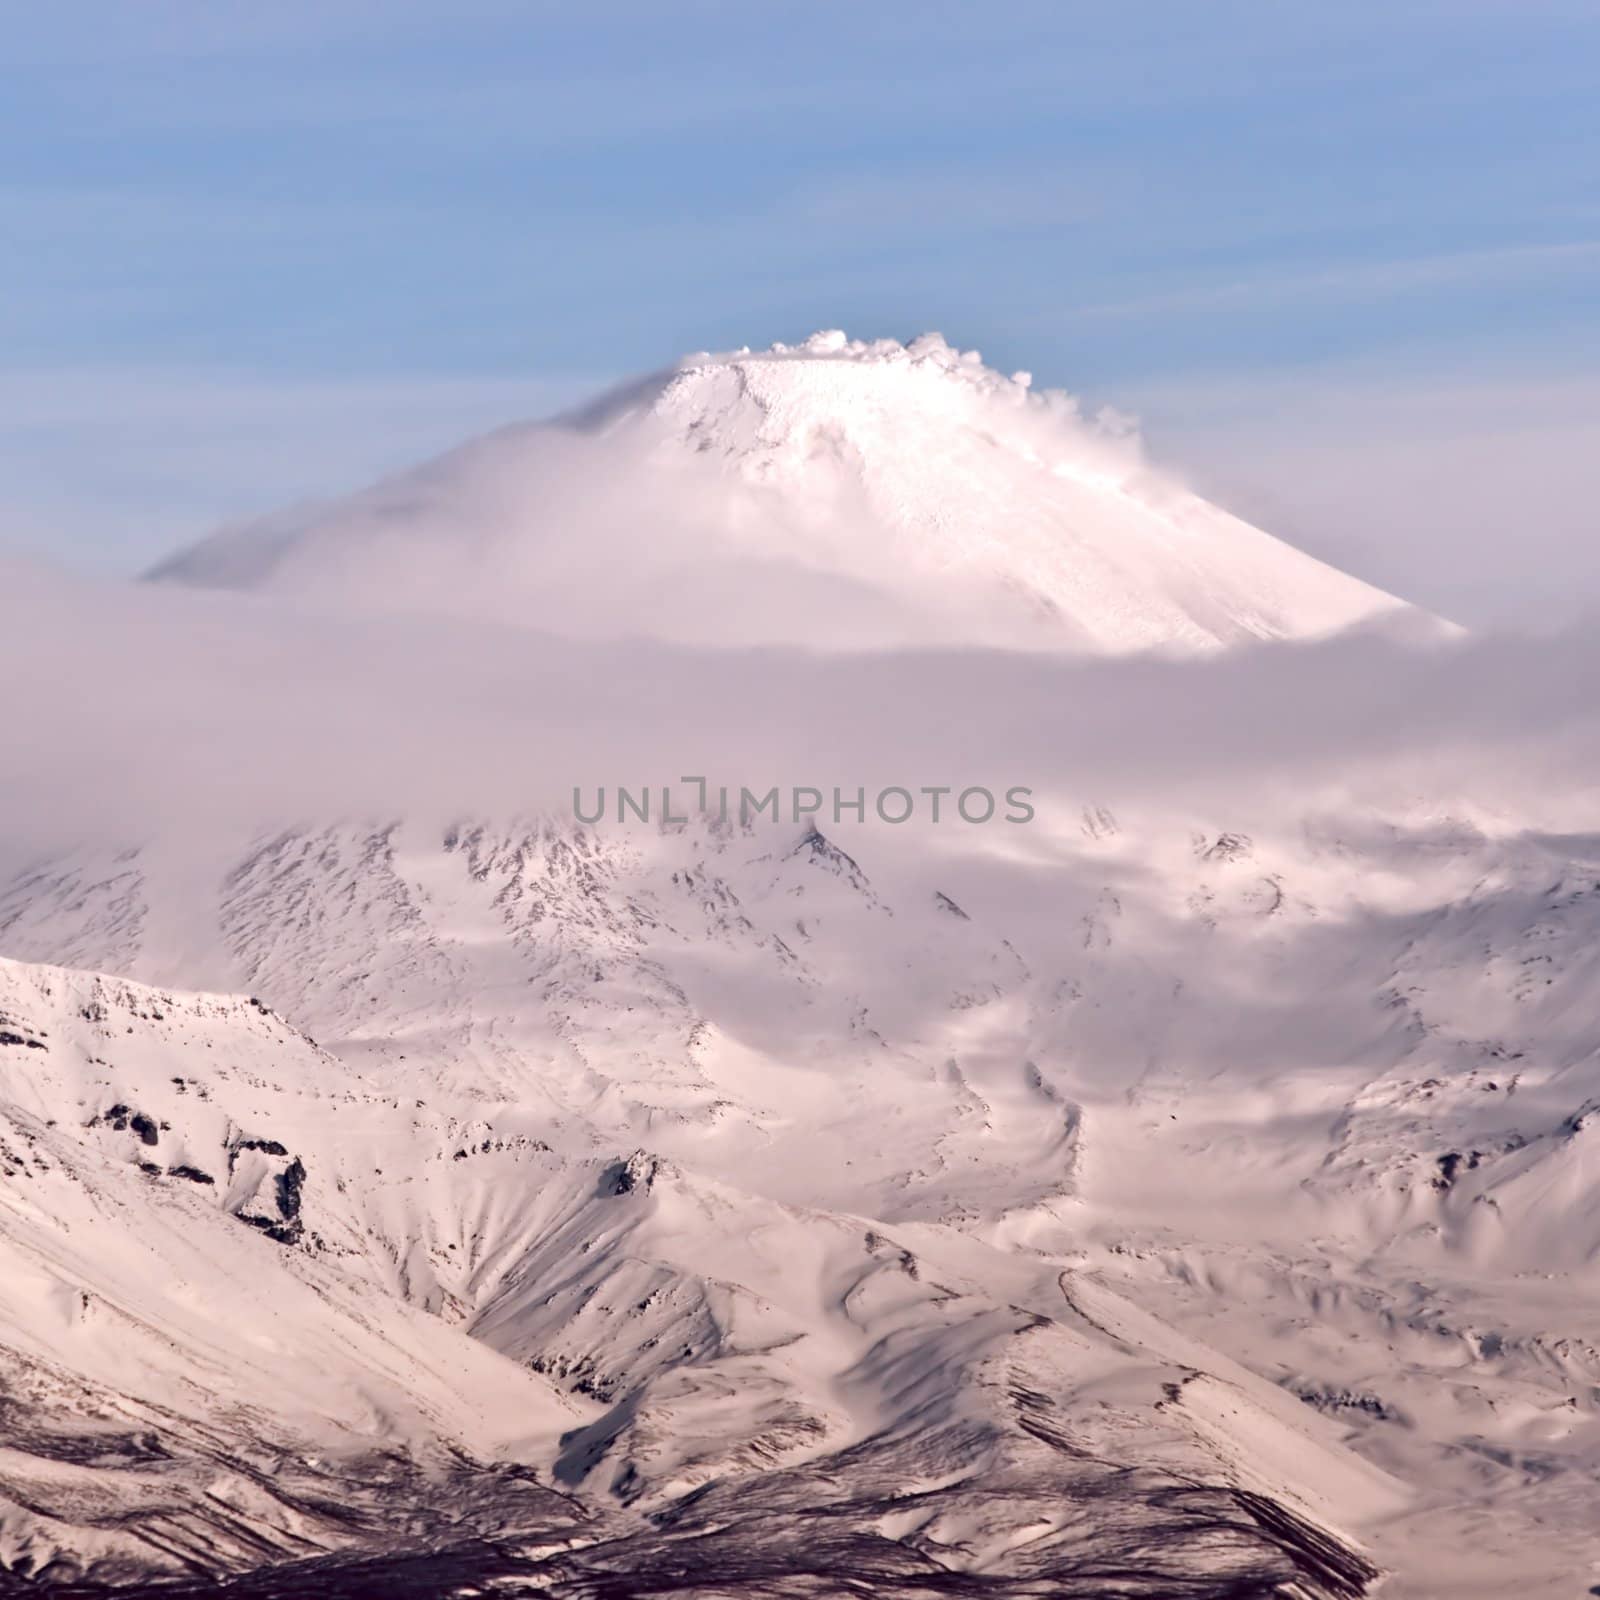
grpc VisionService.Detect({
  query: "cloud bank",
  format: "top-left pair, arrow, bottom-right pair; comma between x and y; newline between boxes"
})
5,555 -> 1599,879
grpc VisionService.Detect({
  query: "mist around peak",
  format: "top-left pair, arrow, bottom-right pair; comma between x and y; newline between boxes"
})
148,330 -> 1432,656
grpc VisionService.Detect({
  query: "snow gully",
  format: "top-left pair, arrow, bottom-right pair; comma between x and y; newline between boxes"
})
573,778 -> 1036,827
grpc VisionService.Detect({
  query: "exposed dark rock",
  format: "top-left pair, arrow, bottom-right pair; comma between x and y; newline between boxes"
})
607,1151 -> 659,1196
237,1137 -> 289,1157
276,1158 -> 306,1222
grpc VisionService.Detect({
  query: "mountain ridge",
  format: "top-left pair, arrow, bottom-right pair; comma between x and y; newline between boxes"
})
148,331 -> 1436,655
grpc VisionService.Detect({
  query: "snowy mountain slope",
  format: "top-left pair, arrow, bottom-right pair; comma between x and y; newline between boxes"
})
8,324 -> 1595,1596
0,818 -> 1068,1226
0,960 -> 594,1586
148,332 -> 1431,654
0,953 -> 1398,1595
13,812 -> 1600,1253
7,803 -> 1600,1590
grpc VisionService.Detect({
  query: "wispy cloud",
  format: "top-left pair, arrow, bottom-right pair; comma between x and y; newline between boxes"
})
2,0 -> 1596,612
1062,239 -> 1600,322
1124,358 -> 1600,630
6,553 -> 1600,870
0,368 -> 601,573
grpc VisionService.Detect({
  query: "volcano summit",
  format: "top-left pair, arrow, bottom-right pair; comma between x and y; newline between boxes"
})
152,331 -> 1427,654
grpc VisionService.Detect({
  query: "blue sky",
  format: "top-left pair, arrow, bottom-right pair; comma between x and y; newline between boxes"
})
4,1 -> 1598,622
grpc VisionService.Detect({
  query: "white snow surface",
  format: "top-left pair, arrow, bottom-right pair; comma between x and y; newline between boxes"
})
5,804 -> 1600,1594
149,331 -> 1429,654
0,918 -> 1397,1595
2,335 -> 1595,1598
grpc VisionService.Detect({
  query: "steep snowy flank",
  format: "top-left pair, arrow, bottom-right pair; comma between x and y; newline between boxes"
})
10,807 -> 1600,1590
0,952 -> 1396,1595
0,958 -> 590,1586
9,324 -> 1591,1596
149,331 -> 1428,654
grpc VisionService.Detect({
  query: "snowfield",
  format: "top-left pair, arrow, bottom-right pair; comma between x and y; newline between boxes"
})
0,335 -> 1595,1597
150,331 -> 1441,655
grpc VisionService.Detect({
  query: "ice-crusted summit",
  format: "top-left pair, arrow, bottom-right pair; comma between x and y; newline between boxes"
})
570,329 -> 1071,430
151,330 -> 1429,654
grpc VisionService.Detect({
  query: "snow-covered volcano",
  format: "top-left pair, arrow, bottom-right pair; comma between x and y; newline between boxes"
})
6,328 -> 1590,1598
150,331 -> 1424,653
8,799 -> 1600,1594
